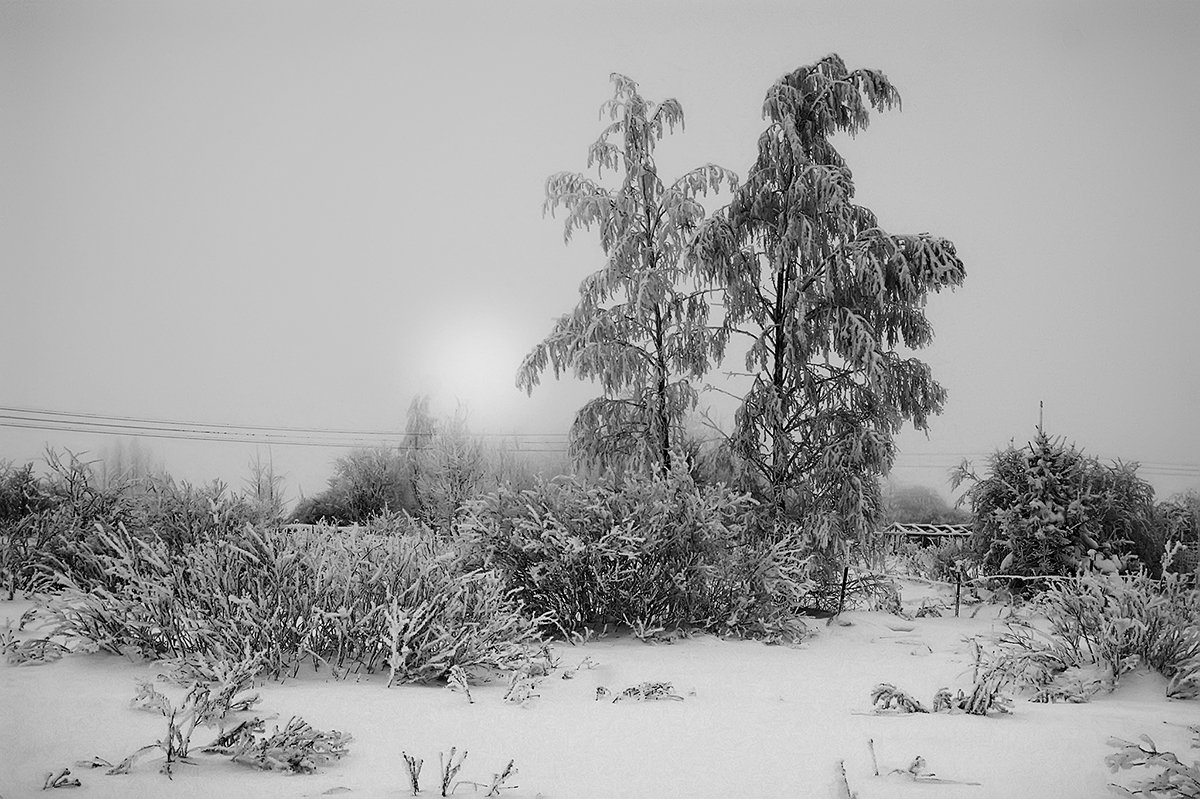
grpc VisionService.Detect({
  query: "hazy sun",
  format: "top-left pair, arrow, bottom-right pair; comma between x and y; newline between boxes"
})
428,325 -> 528,411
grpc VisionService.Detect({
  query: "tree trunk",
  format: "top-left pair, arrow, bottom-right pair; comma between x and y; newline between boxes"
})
653,306 -> 670,472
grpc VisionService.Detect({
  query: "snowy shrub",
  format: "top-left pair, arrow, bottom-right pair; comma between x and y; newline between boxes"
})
870,683 -> 929,713
212,716 -> 353,774
461,462 -> 812,642
953,430 -> 1159,582
1107,731 -> 1200,799
291,446 -> 419,525
0,451 -> 134,598
992,573 -> 1200,700
1157,492 -> 1200,575
40,520 -> 543,682
109,651 -> 265,777
1,452 -> 273,598
109,668 -> 351,779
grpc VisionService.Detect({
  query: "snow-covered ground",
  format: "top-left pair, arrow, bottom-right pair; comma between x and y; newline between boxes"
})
1,585 -> 1194,799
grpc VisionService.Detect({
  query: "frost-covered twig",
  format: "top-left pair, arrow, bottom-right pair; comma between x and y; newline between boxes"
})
440,747 -> 468,797
401,751 -> 423,795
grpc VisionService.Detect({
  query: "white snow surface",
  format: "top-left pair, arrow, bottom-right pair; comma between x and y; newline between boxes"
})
1,586 -> 1195,799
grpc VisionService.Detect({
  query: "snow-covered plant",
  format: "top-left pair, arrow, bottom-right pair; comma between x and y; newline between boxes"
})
409,407 -> 488,533
216,716 -> 353,774
41,767 -> 81,789
116,652 -> 265,777
484,759 -> 519,796
994,574 -> 1200,700
461,462 -> 812,643
439,747 -> 468,797
41,521 -> 544,683
382,570 -> 544,685
871,672 -> 1011,717
401,751 -> 424,795
559,656 -> 597,680
871,683 -> 928,713
502,672 -> 541,705
1107,732 -> 1200,798
3,634 -> 68,665
446,664 -> 474,703
952,430 -> 1158,581
517,73 -> 737,475
613,681 -> 684,702
689,54 -> 964,546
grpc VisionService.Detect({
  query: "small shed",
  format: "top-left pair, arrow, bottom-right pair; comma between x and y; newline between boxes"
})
880,522 -> 973,550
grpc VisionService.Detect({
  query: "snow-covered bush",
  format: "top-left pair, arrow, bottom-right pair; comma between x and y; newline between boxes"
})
952,430 -> 1159,582
40,520 -> 543,682
461,461 -> 812,642
103,653 -> 352,778
1,451 -> 276,598
994,573 -> 1200,700
1107,731 -> 1200,799
1157,492 -> 1200,575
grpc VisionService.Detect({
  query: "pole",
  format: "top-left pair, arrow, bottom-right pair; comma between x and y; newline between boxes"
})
955,567 -> 962,617
837,565 -> 849,617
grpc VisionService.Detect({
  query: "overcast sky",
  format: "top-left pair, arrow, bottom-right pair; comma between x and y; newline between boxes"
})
2,0 -> 1198,501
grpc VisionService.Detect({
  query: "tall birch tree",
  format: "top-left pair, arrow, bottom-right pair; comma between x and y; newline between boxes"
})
690,54 -> 965,547
518,74 -> 736,472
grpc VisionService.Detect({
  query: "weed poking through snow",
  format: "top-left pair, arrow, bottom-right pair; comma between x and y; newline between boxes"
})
559,655 -> 597,679
401,751 -> 424,795
439,747 -> 468,797
502,672 -> 541,705
611,682 -> 684,702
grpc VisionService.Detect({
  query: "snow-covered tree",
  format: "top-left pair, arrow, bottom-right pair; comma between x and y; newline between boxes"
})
518,74 -> 736,473
690,54 -> 965,548
952,429 -> 1159,578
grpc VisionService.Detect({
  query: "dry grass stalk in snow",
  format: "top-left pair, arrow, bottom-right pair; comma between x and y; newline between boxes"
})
439,747 -> 468,797
401,751 -> 423,795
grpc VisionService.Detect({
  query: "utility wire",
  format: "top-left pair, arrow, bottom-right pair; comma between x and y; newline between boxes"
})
2,406 -> 1197,474
0,405 -> 568,439
0,418 -> 568,451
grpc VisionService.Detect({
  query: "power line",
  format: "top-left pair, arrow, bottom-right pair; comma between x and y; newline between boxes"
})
0,419 -> 401,449
0,417 -> 571,448
0,405 -> 569,440
3,405 -> 1196,475
0,415 -> 568,452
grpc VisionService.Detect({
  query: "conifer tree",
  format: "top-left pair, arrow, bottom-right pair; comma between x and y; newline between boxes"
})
518,74 -> 736,472
953,429 -> 1159,579
690,54 -> 965,547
